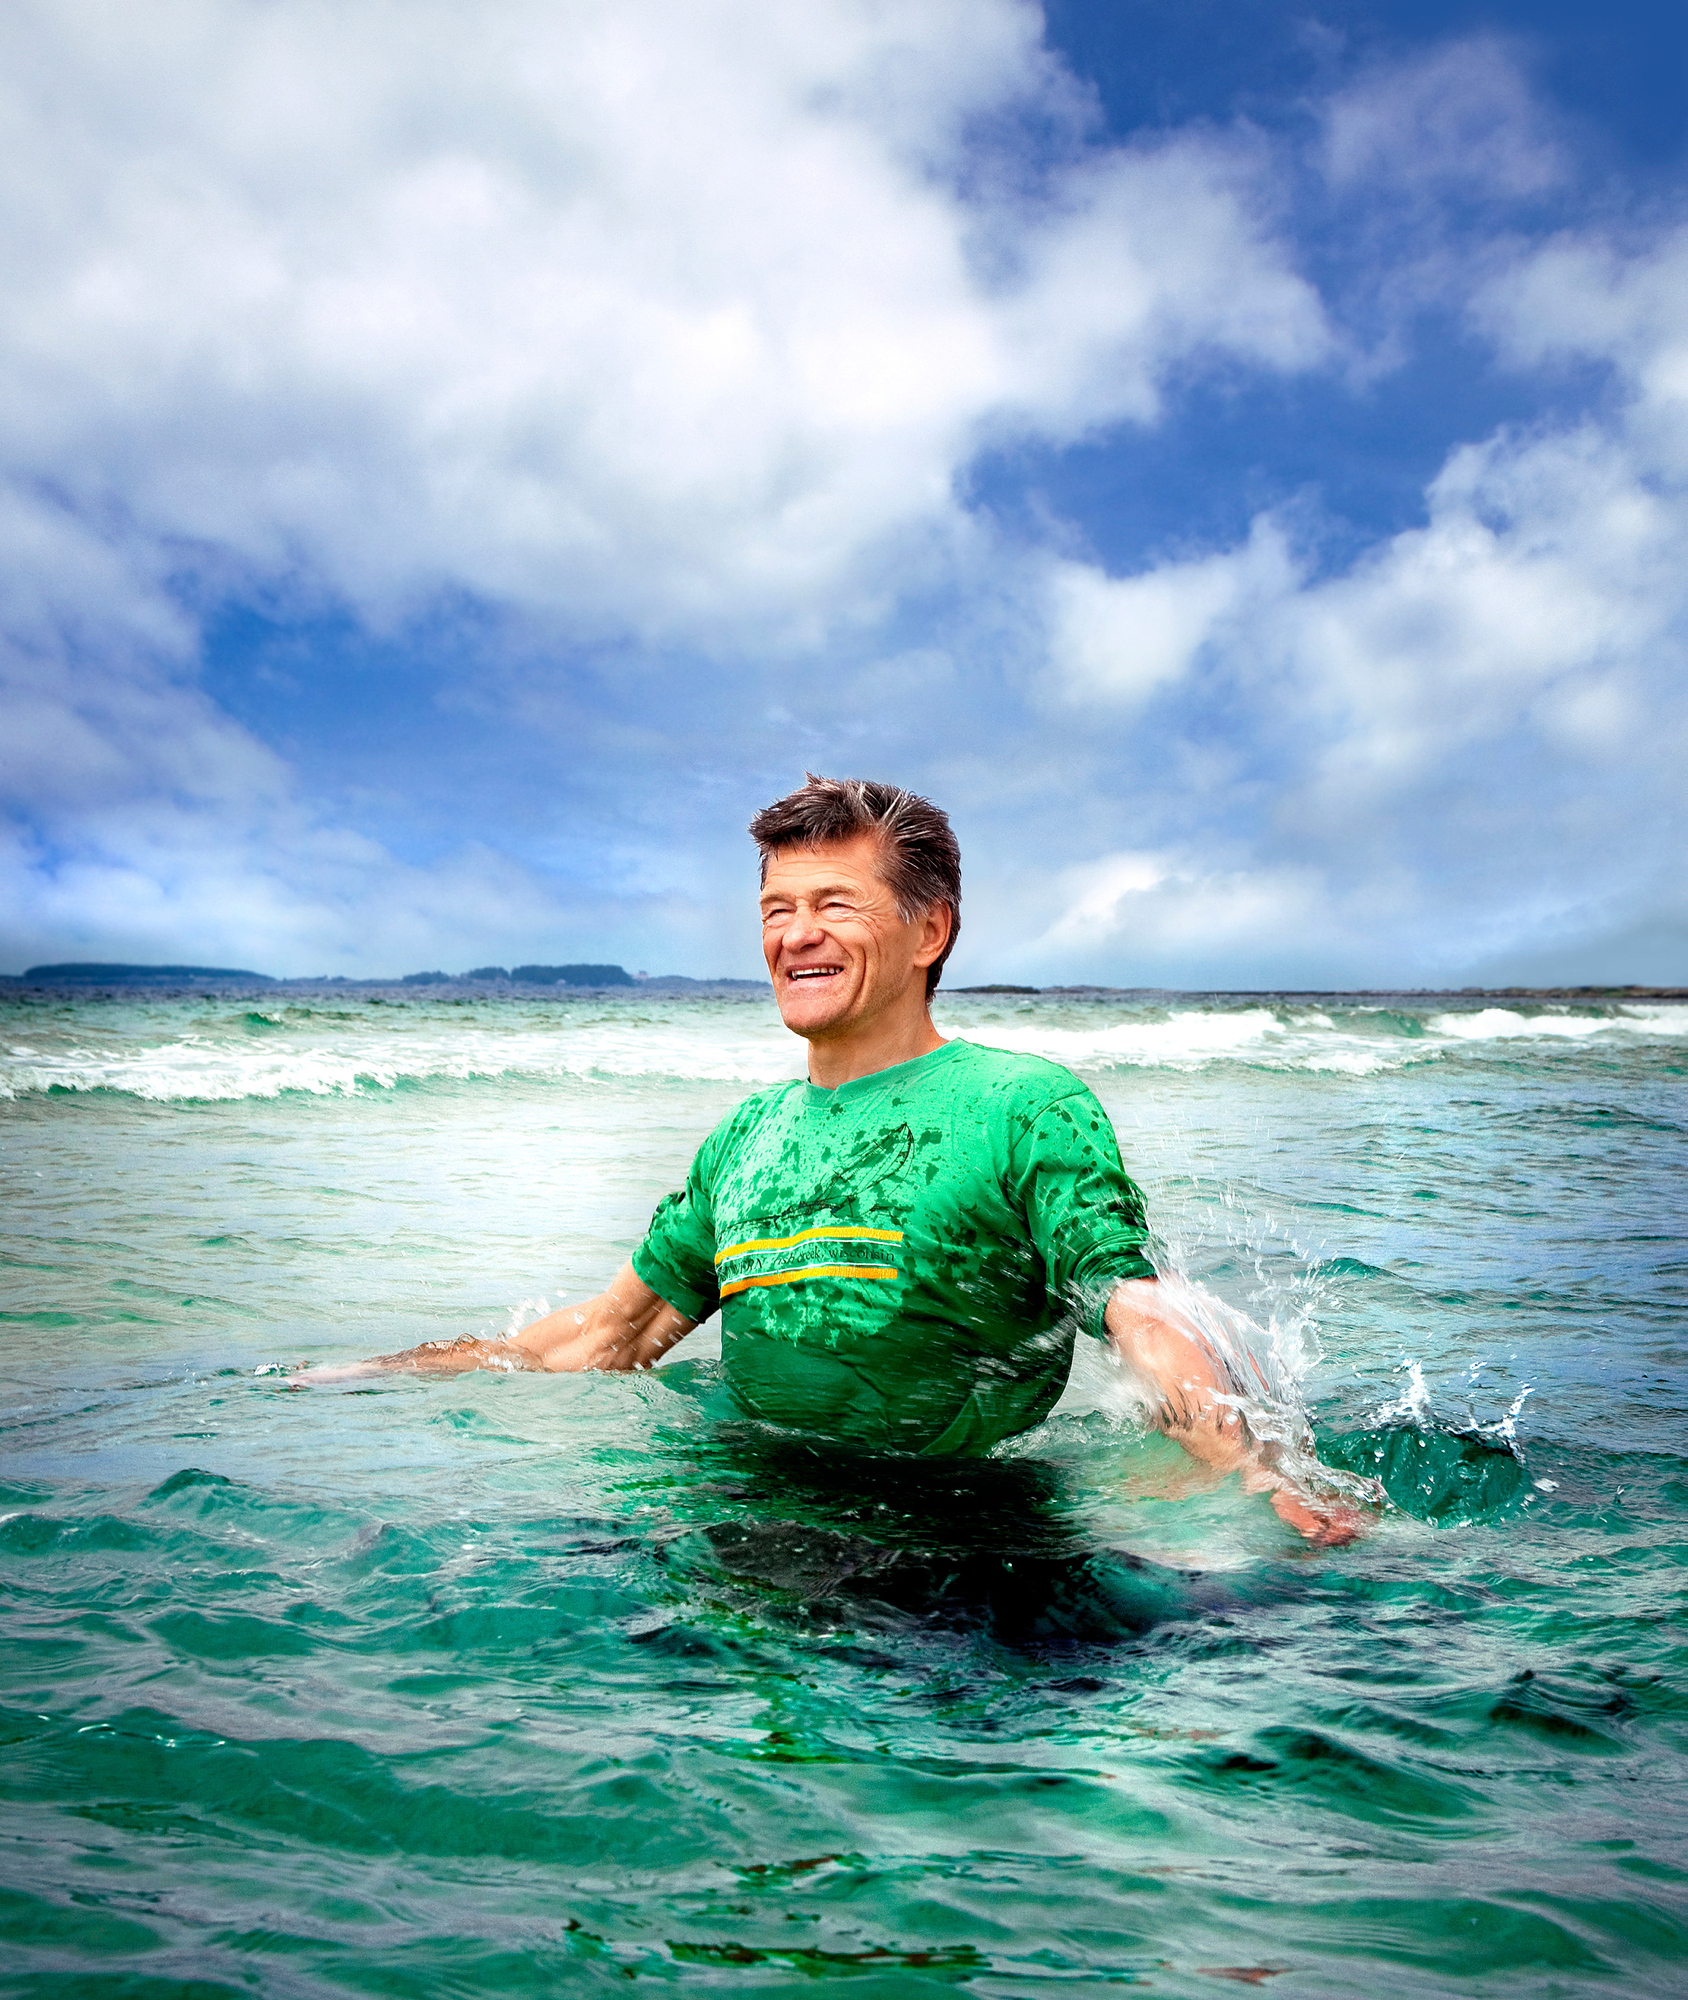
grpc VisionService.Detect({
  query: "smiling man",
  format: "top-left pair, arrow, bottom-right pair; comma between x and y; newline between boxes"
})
313,774 -> 1357,1543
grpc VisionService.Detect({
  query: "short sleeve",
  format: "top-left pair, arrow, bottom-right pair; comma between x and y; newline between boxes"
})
1009,1085 -> 1155,1337
630,1146 -> 721,1324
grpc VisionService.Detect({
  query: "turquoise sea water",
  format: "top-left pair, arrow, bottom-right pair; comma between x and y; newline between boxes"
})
2,987 -> 1685,1997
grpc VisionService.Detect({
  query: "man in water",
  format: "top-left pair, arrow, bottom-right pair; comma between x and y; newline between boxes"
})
311,775 -> 1357,1544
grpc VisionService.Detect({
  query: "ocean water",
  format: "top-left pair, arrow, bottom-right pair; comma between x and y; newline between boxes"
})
2,986 -> 1685,1997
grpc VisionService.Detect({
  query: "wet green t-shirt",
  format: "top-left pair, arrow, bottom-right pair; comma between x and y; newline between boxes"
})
631,1038 -> 1155,1456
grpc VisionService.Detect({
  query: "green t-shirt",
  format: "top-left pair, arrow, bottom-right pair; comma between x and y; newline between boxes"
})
632,1038 -> 1155,1457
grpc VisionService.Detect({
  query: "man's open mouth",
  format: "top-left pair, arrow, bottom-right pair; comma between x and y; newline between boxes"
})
787,966 -> 842,981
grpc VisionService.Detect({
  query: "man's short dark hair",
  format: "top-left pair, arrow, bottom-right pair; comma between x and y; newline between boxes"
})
749,774 -> 961,998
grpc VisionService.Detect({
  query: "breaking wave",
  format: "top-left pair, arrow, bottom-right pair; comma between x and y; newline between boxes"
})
962,1001 -> 1688,1077
0,1016 -> 801,1101
2,997 -> 1682,1102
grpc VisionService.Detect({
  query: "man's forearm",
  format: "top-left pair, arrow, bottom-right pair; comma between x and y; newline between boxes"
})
296,1262 -> 695,1381
324,1334 -> 542,1379
1104,1277 -> 1363,1545
508,1264 -> 696,1371
1104,1279 -> 1258,1476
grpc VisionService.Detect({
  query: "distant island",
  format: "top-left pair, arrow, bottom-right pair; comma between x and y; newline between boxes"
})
22,961 -> 273,984
403,963 -> 635,987
9,960 -> 762,991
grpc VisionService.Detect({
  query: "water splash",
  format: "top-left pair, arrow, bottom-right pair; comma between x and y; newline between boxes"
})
1111,1269 -> 1385,1512
1370,1360 -> 1432,1428
1483,1383 -> 1535,1445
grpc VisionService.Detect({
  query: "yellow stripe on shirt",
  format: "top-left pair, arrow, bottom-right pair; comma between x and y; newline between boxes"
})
714,1224 -> 903,1266
719,1263 -> 902,1299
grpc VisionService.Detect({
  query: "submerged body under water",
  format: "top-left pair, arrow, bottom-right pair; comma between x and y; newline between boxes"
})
1,987 -> 1685,1996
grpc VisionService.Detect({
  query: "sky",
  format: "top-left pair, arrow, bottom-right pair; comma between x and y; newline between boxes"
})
2,0 -> 1685,988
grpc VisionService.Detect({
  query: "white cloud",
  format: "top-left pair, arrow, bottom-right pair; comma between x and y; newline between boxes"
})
1016,848 -> 1336,984
0,483 -> 720,979
1323,37 -> 1564,201
1314,37 -> 1571,371
1283,421 -> 1681,802
1046,518 -> 1297,705
0,484 -> 194,666
0,0 -> 1326,648
1277,212 -> 1688,836
992,141 -> 1330,438
0,0 -> 1338,971
0,591 -> 588,977
1475,224 -> 1688,466
1,812 -> 587,980
1032,213 -> 1688,979
0,635 -> 713,977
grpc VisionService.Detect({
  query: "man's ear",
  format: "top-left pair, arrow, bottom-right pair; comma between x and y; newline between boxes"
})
912,901 -> 952,968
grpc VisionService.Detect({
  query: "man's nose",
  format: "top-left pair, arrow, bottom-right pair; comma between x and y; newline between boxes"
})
780,906 -> 827,949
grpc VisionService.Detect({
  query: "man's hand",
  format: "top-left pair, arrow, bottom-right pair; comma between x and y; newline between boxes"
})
1104,1277 -> 1366,1547
292,1263 -> 695,1382
1265,1483 -> 1367,1547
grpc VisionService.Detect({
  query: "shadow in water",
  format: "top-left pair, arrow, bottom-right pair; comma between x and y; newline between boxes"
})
665,1427 -> 1266,1651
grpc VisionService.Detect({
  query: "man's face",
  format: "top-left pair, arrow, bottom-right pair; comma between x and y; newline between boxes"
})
759,834 -> 947,1042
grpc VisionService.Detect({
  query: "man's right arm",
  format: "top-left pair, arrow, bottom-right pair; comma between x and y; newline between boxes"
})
294,1261 -> 696,1382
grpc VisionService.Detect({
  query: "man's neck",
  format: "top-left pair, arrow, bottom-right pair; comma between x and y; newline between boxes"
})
804,1008 -> 945,1090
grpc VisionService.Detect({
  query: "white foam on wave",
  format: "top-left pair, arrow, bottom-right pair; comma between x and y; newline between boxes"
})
4,996 -> 1682,1101
957,1008 -> 1411,1076
972,1000 -> 1688,1073
1426,1005 -> 1688,1044
0,1017 -> 802,1101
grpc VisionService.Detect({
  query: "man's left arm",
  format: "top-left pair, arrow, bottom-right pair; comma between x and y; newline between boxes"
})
1104,1278 -> 1364,1546
1013,1086 -> 1365,1546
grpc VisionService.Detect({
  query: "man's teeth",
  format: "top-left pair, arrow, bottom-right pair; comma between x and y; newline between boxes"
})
789,968 -> 839,979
